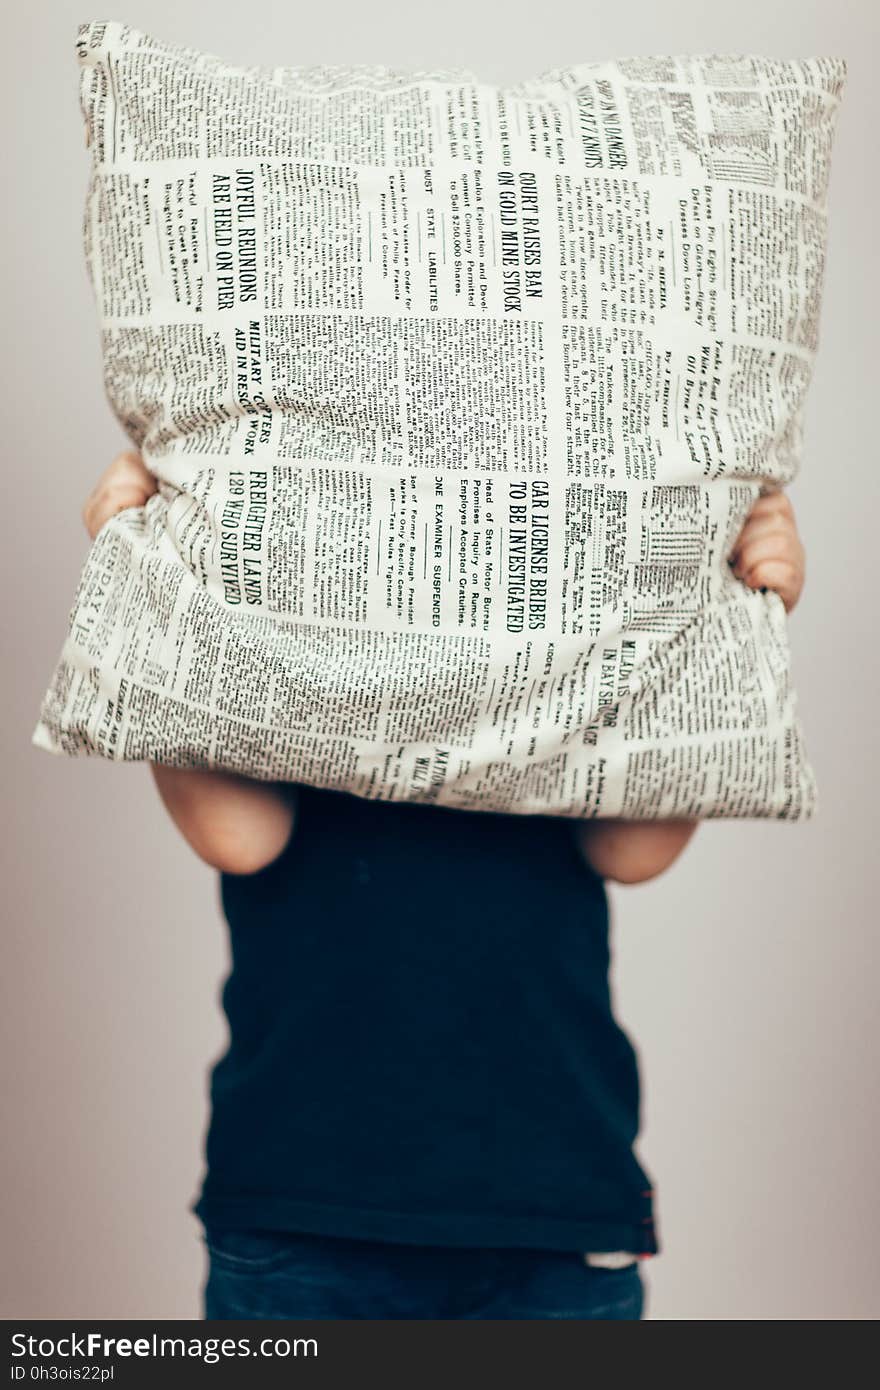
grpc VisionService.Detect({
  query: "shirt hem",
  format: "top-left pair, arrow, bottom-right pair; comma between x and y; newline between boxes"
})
192,1192 -> 659,1257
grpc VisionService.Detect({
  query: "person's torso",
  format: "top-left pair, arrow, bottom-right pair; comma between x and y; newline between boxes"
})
194,786 -> 658,1257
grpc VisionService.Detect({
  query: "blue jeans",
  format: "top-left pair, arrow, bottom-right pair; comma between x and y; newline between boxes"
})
202,1227 -> 645,1320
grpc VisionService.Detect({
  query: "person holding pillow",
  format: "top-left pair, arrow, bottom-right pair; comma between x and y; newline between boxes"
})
83,448 -> 806,1320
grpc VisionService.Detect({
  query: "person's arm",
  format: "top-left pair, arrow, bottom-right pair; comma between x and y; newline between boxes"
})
576,818 -> 698,885
83,450 -> 296,875
149,764 -> 295,876
575,488 -> 806,885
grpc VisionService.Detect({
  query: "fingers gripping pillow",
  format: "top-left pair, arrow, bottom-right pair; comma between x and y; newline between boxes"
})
34,22 -> 845,818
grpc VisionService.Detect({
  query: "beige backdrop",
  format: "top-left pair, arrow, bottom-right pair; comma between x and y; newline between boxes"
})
2,0 -> 877,1321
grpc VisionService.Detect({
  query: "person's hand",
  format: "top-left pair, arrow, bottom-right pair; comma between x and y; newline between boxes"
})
82,448 -> 158,541
729,489 -> 805,614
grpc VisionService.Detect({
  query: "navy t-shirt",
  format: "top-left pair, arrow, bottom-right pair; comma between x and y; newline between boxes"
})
192,785 -> 659,1256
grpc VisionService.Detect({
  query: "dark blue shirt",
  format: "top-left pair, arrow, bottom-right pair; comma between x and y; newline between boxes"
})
192,785 -> 658,1256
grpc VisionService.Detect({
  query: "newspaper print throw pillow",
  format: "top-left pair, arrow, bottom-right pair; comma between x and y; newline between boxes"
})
33,23 -> 845,819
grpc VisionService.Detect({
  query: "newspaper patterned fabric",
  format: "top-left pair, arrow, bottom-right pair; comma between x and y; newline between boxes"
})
33,22 -> 845,819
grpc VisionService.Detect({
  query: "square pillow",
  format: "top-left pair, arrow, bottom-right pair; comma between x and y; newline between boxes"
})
33,22 -> 845,818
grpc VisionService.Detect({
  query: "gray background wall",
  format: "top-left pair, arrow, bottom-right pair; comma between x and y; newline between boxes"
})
2,0 -> 877,1320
